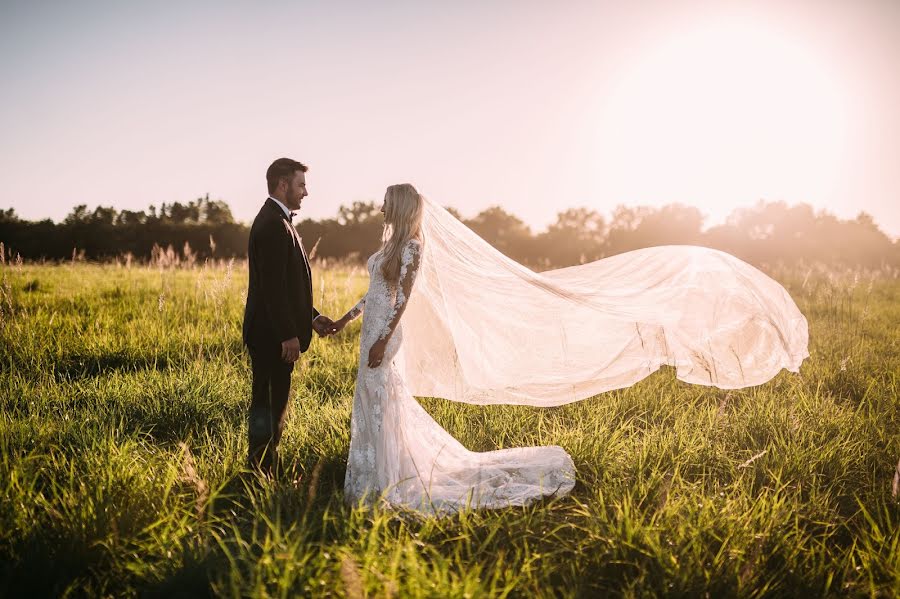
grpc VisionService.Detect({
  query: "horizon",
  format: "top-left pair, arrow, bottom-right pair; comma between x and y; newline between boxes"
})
2,0 -> 899,237
7,194 -> 898,241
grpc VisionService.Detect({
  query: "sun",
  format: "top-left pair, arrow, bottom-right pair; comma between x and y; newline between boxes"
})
591,14 -> 852,225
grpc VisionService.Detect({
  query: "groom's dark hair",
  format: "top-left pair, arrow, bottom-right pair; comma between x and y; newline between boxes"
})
266,158 -> 308,194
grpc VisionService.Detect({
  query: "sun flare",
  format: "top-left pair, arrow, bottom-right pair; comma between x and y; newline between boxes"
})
592,15 -> 853,224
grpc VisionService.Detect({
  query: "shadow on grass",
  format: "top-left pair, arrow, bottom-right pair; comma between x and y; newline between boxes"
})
44,341 -> 243,381
0,534 -> 217,599
52,351 -> 171,380
208,451 -> 350,536
138,550 -> 217,599
0,535 -> 101,598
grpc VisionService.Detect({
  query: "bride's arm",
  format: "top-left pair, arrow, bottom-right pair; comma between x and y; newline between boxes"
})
345,297 -> 365,321
380,241 -> 421,341
330,297 -> 365,334
367,240 -> 421,367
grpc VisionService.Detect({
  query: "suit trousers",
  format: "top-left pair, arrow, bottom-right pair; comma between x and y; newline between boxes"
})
247,342 -> 295,476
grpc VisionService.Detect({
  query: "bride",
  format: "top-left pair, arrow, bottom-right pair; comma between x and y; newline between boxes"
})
328,183 -> 809,514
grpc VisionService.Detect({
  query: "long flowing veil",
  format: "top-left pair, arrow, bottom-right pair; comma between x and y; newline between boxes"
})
398,197 -> 809,407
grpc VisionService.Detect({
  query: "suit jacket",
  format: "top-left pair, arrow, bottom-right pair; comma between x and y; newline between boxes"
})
243,198 -> 318,352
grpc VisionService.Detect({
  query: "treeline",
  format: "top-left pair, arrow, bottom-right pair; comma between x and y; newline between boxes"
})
1,196 -> 898,269
0,195 -> 246,261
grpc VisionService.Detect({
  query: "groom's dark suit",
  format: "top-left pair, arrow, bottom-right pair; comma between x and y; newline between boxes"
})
243,198 -> 318,475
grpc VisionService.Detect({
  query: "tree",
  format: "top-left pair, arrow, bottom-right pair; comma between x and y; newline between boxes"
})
116,209 -> 147,226
538,207 -> 606,266
633,204 -> 703,244
466,206 -> 532,262
444,206 -> 463,221
163,201 -> 200,224
609,205 -> 653,232
64,205 -> 91,225
605,205 -> 653,254
90,206 -> 118,226
338,201 -> 380,226
606,204 -> 703,254
202,197 -> 235,224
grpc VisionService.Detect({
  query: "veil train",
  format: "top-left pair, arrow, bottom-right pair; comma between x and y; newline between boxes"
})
399,197 -> 809,408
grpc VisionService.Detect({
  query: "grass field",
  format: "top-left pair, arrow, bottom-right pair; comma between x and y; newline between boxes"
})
0,258 -> 898,597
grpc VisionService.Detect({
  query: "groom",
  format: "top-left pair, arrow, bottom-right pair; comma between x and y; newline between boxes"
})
243,157 -> 334,477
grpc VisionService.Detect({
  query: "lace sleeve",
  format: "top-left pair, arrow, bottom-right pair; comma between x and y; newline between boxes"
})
380,239 -> 422,339
344,296 -> 366,322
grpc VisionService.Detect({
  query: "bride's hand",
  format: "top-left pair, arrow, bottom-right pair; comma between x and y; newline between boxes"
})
368,338 -> 387,368
329,316 -> 349,335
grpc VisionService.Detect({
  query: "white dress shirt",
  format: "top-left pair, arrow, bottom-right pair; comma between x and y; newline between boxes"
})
268,196 -> 294,220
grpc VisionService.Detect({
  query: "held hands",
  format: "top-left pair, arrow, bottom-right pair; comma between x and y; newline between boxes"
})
314,313 -> 387,368
312,315 -> 336,337
327,316 -> 350,336
310,314 -> 356,339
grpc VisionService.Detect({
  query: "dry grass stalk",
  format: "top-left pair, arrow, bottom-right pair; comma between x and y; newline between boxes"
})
656,470 -> 674,511
151,243 -> 180,269
738,449 -> 769,469
308,236 -> 321,261
716,391 -> 732,422
183,241 -> 197,268
339,554 -> 365,599
307,456 -> 325,505
178,442 -> 209,518
892,457 -> 900,500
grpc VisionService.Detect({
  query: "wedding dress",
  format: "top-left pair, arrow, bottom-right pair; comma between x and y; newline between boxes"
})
344,238 -> 576,513
343,198 -> 809,513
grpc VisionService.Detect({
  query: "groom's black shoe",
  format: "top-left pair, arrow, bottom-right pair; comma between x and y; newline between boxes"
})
247,446 -> 281,480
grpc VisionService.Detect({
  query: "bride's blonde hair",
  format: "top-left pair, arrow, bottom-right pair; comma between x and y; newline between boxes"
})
381,183 -> 424,283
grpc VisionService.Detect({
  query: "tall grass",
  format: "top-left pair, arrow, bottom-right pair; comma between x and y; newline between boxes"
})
0,259 -> 897,597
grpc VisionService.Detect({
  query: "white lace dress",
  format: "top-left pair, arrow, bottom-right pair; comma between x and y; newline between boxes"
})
343,238 -> 576,514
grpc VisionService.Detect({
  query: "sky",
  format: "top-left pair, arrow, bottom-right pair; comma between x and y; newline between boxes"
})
2,0 -> 899,236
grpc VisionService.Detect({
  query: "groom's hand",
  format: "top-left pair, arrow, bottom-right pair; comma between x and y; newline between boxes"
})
281,337 -> 301,363
312,315 -> 336,337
